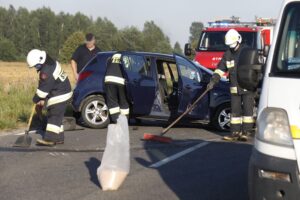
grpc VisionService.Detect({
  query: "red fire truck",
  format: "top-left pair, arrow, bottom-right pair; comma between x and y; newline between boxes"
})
185,18 -> 275,69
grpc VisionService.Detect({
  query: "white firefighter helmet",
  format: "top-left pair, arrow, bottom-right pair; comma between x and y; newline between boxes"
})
26,49 -> 46,68
225,29 -> 242,47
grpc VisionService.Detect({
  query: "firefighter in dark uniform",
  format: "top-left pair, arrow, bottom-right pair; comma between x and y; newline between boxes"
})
104,53 -> 129,123
207,29 -> 255,142
26,49 -> 73,146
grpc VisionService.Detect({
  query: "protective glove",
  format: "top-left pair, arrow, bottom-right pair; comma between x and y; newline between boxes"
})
207,73 -> 221,90
35,101 -> 45,121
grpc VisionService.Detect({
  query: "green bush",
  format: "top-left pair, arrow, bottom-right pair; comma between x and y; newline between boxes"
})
59,31 -> 85,63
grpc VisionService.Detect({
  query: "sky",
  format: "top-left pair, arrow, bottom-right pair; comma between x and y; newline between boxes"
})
0,0 -> 283,47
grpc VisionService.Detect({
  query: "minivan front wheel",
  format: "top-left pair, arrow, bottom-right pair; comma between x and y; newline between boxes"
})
212,103 -> 231,131
81,95 -> 110,129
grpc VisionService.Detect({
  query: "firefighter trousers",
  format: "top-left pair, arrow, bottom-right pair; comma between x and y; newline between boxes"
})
230,92 -> 255,134
105,83 -> 129,123
44,102 -> 67,142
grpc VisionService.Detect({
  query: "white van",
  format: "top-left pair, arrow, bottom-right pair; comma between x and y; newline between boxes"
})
249,0 -> 300,199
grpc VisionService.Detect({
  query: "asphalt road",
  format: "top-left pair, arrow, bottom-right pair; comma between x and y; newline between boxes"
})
0,121 -> 253,200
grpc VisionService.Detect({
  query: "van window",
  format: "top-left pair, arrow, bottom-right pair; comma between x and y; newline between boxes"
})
273,3 -> 300,76
122,54 -> 150,76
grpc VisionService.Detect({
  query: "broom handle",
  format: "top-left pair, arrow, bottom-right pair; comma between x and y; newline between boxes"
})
26,105 -> 36,133
161,88 -> 210,136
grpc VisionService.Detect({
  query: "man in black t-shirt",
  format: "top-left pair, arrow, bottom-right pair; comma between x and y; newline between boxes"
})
71,33 -> 101,81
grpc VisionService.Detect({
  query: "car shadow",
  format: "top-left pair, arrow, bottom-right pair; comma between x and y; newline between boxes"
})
135,139 -> 252,200
84,157 -> 101,188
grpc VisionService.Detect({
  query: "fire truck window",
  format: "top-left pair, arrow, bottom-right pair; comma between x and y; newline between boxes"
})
240,32 -> 257,48
199,32 -> 227,51
199,31 -> 257,51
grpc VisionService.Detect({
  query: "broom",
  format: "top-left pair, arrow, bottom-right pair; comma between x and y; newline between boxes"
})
143,87 -> 211,143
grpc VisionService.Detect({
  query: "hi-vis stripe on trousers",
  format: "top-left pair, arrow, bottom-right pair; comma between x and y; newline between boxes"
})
105,83 -> 129,123
44,101 -> 67,142
230,92 -> 255,133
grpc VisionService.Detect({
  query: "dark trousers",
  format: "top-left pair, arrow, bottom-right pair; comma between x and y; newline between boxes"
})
105,83 -> 129,123
44,102 -> 67,142
230,92 -> 255,133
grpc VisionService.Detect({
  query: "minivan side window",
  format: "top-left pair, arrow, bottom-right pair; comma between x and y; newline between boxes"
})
177,57 -> 201,83
122,55 -> 150,76
273,3 -> 300,75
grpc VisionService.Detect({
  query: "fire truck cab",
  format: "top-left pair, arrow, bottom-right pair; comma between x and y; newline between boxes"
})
185,19 -> 275,70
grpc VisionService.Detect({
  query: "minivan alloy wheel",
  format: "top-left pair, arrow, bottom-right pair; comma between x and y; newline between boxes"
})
85,100 -> 108,124
218,107 -> 231,130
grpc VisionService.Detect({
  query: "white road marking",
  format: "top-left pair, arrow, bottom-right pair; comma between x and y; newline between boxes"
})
149,142 -> 210,168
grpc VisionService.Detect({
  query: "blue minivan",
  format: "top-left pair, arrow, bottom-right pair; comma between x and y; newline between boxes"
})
72,51 -> 231,130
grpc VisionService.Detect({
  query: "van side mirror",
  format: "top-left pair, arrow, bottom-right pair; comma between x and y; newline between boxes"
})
263,45 -> 270,57
237,48 -> 262,91
184,43 -> 192,56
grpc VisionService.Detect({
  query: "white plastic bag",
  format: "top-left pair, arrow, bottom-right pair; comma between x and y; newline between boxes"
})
97,115 -> 130,191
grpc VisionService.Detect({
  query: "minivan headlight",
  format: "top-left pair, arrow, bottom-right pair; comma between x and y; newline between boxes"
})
257,108 -> 294,147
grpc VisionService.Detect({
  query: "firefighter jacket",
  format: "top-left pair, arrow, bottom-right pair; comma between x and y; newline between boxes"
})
104,53 -> 125,85
33,55 -> 72,107
214,44 -> 249,95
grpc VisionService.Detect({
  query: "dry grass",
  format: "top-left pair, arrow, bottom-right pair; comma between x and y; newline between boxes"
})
0,62 -> 75,130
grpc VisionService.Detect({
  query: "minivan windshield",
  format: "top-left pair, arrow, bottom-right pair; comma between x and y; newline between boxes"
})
272,3 -> 300,76
198,31 -> 257,51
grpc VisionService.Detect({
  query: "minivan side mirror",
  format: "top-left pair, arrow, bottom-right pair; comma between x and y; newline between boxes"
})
184,43 -> 192,56
263,45 -> 270,57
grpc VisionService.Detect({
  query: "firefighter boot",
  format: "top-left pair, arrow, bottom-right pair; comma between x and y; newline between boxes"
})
36,132 -> 64,147
239,131 -> 252,142
239,134 -> 248,142
223,132 -> 242,141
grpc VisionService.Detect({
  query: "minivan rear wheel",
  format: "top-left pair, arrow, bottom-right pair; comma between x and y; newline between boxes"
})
81,95 -> 110,129
212,103 -> 231,131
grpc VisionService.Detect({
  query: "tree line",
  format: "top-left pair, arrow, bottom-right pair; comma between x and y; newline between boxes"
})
0,5 -> 186,63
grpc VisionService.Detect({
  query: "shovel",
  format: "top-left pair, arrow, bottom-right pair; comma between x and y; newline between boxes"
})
13,104 -> 36,147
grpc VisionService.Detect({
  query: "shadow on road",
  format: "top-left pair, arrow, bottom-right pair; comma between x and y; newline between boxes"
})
130,118 -> 230,138
136,139 -> 252,200
84,157 -> 101,188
